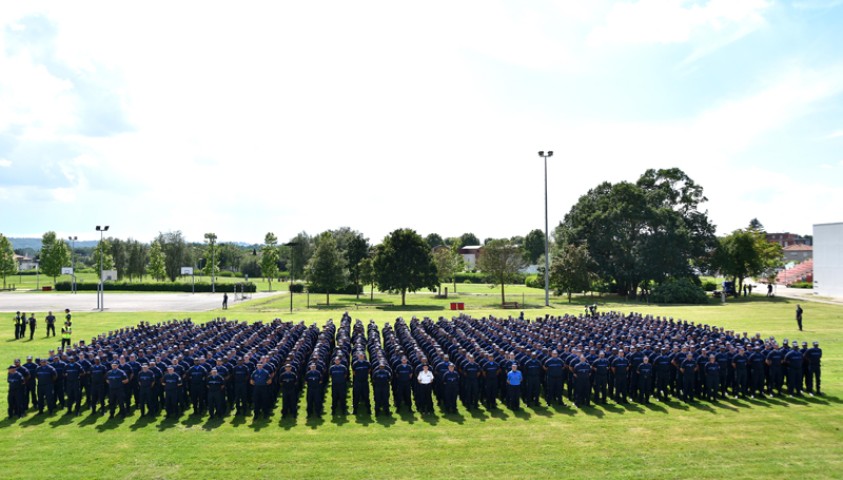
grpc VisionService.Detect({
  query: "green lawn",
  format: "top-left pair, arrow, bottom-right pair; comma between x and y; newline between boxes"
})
1,296 -> 841,480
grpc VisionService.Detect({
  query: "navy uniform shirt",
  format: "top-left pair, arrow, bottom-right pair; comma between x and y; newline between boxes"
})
188,365 -> 207,385
637,362 -> 653,379
524,359 -> 542,379
372,368 -> 391,386
704,362 -> 720,378
8,371 -> 25,391
612,357 -> 629,376
592,358 -> 609,378
443,370 -> 460,387
65,362 -> 83,385
574,361 -> 592,379
233,365 -> 251,385
36,365 -> 57,387
107,368 -> 128,390
653,355 -> 671,375
207,374 -> 225,390
463,362 -> 481,382
329,364 -> 349,385
784,350 -> 803,370
278,371 -> 297,391
394,364 -> 413,383
544,357 -> 564,378
483,361 -> 500,379
805,347 -> 822,366
138,370 -> 156,389
766,350 -> 784,369
732,354 -> 748,372
251,368 -> 270,386
91,364 -> 108,385
305,369 -> 322,387
163,372 -> 181,391
680,359 -> 697,375
352,360 -> 371,383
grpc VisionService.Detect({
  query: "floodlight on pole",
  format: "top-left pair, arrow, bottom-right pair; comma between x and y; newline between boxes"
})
96,225 -> 109,311
68,236 -> 77,294
538,151 -> 554,307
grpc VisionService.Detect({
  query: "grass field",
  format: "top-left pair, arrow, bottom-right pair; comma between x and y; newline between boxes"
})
1,294 -> 841,480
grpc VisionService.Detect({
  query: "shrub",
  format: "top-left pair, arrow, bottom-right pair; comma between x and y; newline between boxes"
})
54,281 -> 256,293
650,278 -> 709,304
289,283 -> 305,293
702,280 -> 717,292
454,272 -> 486,284
525,274 -> 543,289
306,283 -> 362,295
788,281 -> 813,289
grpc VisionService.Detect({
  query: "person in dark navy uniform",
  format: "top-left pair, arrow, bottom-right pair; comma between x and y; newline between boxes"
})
7,364 -> 26,418
795,305 -> 803,331
278,364 -> 298,418
704,355 -> 720,402
250,362 -> 272,419
612,350 -> 630,404
188,358 -> 207,414
232,357 -> 251,416
64,356 -> 83,415
137,364 -> 156,417
783,345 -> 803,396
106,361 -> 129,418
442,363 -> 460,414
329,357 -> 349,415
372,363 -> 393,415
805,341 -> 822,395
637,355 -> 654,404
89,357 -> 107,413
352,352 -> 371,415
305,363 -> 324,418
207,368 -> 226,418
573,353 -> 592,408
680,353 -> 697,403
162,366 -> 182,418
523,352 -> 542,407
36,358 -> 57,414
393,357 -> 414,412
483,353 -> 500,410
732,347 -> 748,398
544,350 -> 565,406
591,352 -> 609,404
461,354 -> 481,410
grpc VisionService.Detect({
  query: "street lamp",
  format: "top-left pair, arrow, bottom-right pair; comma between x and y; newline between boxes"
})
284,241 -> 300,313
538,150 -> 554,307
68,236 -> 77,294
204,233 -> 217,293
96,225 -> 109,311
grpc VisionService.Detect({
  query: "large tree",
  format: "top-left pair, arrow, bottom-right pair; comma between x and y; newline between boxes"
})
261,232 -> 280,291
92,238 -> 115,273
373,228 -> 438,306
110,238 -> 128,280
550,243 -> 596,303
306,232 -> 347,306
39,231 -> 70,283
458,232 -> 480,248
556,168 -> 716,298
202,233 -> 220,280
126,239 -> 148,281
286,232 -> 313,279
433,246 -> 462,293
713,229 -> 783,292
0,234 -> 16,288
344,232 -> 370,300
523,229 -> 546,264
156,231 -> 187,281
477,239 -> 526,304
148,240 -> 167,281
425,233 -> 444,248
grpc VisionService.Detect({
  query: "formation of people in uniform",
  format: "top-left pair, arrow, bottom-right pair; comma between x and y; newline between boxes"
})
13,309 -> 72,344
6,310 -> 824,422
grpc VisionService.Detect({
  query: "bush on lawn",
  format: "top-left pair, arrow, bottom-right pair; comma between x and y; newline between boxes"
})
54,281 -> 256,293
650,278 -> 709,304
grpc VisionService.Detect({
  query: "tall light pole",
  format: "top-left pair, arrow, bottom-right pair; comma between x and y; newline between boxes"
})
96,225 -> 109,311
538,150 -> 554,307
204,233 -> 217,293
285,241 -> 299,313
68,236 -> 77,294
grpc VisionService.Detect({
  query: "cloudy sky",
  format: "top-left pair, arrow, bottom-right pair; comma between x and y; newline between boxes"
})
1,0 -> 842,245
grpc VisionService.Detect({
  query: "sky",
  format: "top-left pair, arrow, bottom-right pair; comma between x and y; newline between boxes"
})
1,0 -> 842,245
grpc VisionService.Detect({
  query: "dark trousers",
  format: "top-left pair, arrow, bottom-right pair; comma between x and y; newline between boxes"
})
46,324 -> 56,337
8,389 -> 25,417
29,326 -> 35,340
91,386 -> 106,411
546,376 -> 563,405
507,384 -> 521,410
352,381 -> 370,413
638,376 -> 652,403
37,386 -> 55,413
443,385 -> 458,413
416,383 -> 433,413
654,373 -> 669,400
807,365 -> 821,393
373,384 -> 390,414
108,388 -> 125,417
253,385 -> 271,417
395,382 -> 412,411
615,378 -> 628,403
787,369 -> 803,395
523,377 -> 540,406
769,369 -> 783,394
281,387 -> 297,417
306,384 -> 323,416
463,380 -> 479,409
139,388 -> 154,415
734,370 -> 748,397
332,383 -> 347,414
208,391 -> 225,417
705,376 -> 719,401
593,376 -> 608,403
66,383 -> 82,413
484,379 -> 498,409
234,384 -> 248,414
164,389 -> 180,416
190,384 -> 205,412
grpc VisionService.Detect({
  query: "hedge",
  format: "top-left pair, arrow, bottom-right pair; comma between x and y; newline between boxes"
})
54,281 -> 256,293
650,278 -> 708,304
788,281 -> 813,289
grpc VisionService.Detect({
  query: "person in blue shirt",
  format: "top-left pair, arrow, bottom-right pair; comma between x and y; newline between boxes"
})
784,346 -> 803,396
544,350 -> 565,407
36,358 -> 57,414
612,351 -> 630,404
7,364 -> 26,418
232,357 -> 251,416
106,361 -> 129,418
442,363 -> 460,414
207,368 -> 226,418
461,354 -> 481,411
679,353 -> 698,403
351,352 -> 371,415
393,356 -> 414,412
591,352 -> 610,404
805,341 -> 822,395
188,358 -> 208,415
250,362 -> 272,419
523,352 -> 542,408
732,347 -> 749,398
506,363 -> 523,411
162,366 -> 182,418
305,363 -> 324,418
278,364 -> 298,418
89,357 -> 108,413
637,355 -> 654,404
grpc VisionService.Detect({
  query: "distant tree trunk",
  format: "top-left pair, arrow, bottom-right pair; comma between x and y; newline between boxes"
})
355,272 -> 360,300
370,281 -> 374,301
567,291 -> 572,303
500,279 -> 505,304
326,292 -> 330,306
453,276 -> 457,293
401,288 -> 406,306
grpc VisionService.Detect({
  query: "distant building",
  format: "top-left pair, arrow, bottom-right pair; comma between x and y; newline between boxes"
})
458,245 -> 483,270
783,244 -> 812,263
14,254 -> 36,271
813,222 -> 843,297
767,232 -> 811,248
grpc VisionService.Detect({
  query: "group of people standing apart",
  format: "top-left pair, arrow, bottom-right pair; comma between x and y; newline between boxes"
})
13,309 -> 73,347
6,310 -> 824,422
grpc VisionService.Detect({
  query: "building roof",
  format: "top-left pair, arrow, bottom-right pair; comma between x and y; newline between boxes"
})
783,244 -> 812,251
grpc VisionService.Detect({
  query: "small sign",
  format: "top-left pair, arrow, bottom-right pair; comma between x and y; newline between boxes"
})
102,270 -> 118,281
61,267 -> 74,275
181,267 -> 194,275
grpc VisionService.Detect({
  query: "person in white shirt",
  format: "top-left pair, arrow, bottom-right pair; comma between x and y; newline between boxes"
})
416,365 -> 434,414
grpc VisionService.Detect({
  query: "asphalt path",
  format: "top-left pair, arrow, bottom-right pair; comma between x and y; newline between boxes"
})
0,291 -> 283,313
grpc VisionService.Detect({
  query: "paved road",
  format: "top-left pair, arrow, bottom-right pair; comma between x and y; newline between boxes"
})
0,291 -> 283,313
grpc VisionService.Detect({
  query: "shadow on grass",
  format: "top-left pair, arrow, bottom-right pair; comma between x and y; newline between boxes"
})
305,415 -> 325,429
640,402 -> 668,413
230,413 -> 248,428
550,403 -> 576,417
95,414 -> 125,432
330,414 -> 349,426
129,414 -> 158,431
528,404 -> 554,418
398,409 -> 417,425
20,411 -> 51,428
78,411 -> 101,427
249,415 -> 273,431
49,411 -> 76,427
157,415 -> 181,431
202,416 -> 226,431
420,413 -> 439,425
441,411 -> 466,424
181,412 -> 204,428
375,413 -> 397,428
354,412 -> 373,427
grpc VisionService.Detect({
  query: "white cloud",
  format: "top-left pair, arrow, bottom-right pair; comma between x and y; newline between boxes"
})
826,130 -> 843,139
0,159 -> 11,167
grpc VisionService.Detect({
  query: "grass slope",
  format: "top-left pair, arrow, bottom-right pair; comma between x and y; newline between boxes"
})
0,296 -> 841,480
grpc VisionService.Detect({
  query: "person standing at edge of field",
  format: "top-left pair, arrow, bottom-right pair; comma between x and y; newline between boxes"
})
14,311 -> 22,339
795,304 -> 803,331
28,313 -> 36,340
64,308 -> 72,327
45,311 -> 56,337
222,293 -> 228,310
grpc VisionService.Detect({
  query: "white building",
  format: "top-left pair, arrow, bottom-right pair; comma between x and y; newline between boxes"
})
813,222 -> 843,297
458,245 -> 482,270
